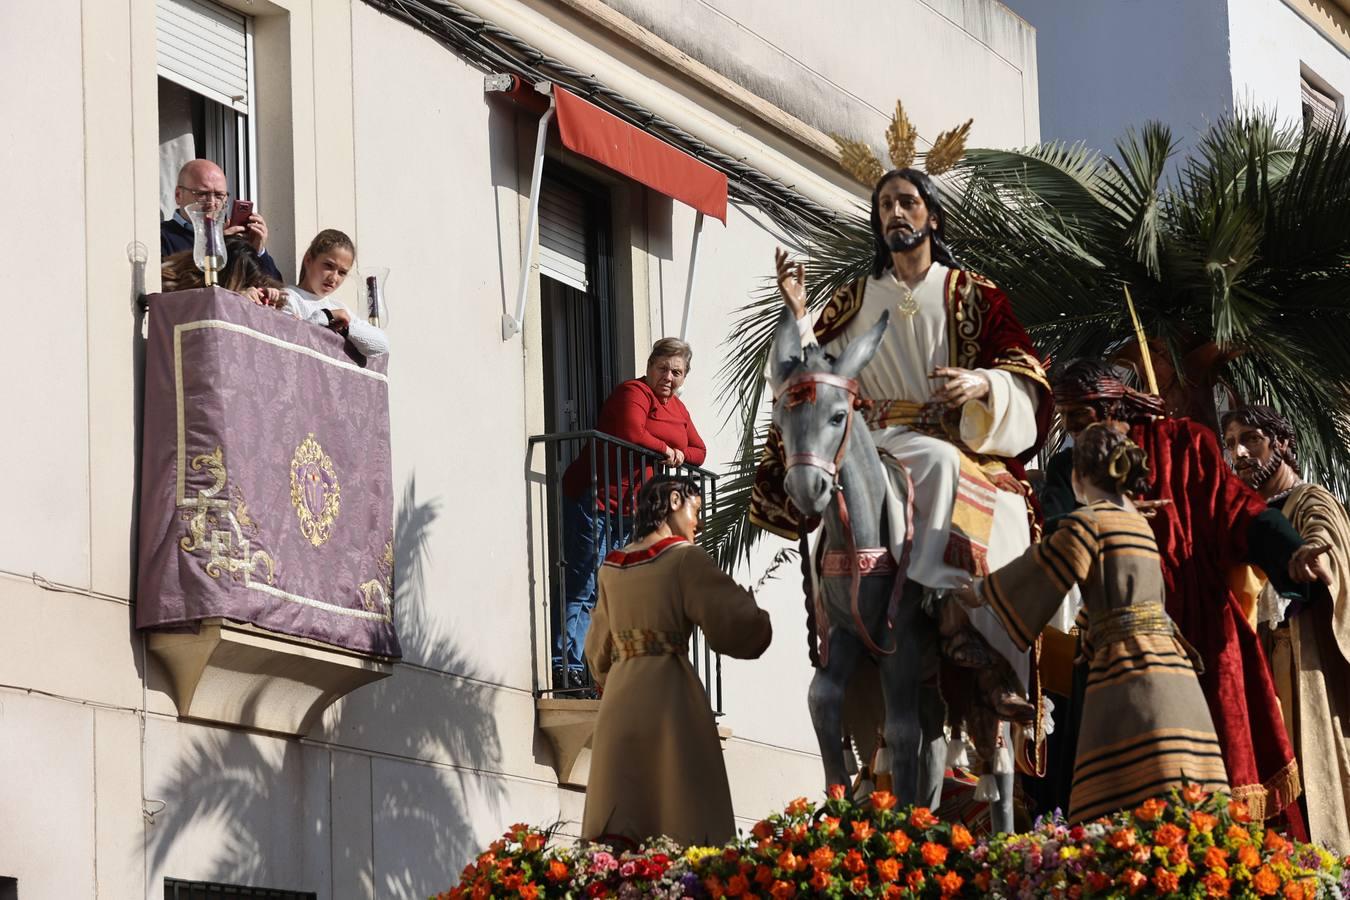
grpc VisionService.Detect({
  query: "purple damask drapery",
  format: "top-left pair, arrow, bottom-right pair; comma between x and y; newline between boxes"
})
136,287 -> 401,657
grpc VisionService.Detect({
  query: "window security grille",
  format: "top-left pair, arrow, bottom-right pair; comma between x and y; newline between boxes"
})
163,878 -> 315,900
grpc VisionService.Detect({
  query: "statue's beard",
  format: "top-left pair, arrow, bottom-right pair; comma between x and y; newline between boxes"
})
1237,452 -> 1283,489
885,224 -> 931,253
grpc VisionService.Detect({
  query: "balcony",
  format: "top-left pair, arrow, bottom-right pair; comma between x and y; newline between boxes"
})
525,430 -> 722,784
136,287 -> 399,736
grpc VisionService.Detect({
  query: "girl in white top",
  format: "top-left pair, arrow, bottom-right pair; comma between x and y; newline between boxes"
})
281,229 -> 389,357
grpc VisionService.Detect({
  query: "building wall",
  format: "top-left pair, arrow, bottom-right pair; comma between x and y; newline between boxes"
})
1227,0 -> 1350,118
0,0 -> 1037,896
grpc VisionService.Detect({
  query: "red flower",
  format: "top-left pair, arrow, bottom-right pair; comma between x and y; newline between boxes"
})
702,876 -> 725,900
851,820 -> 875,843
754,864 -> 774,888
546,860 -> 569,882
585,885 -> 608,900
1068,825 -> 1087,843
910,808 -> 939,829
974,871 -> 992,893
501,873 -> 523,892
769,881 -> 794,900
1253,867 -> 1281,897
870,790 -> 897,811
752,820 -> 775,840
949,824 -> 974,851
1153,823 -> 1186,848
1134,798 -> 1167,822
809,870 -> 832,891
725,873 -> 749,897
850,875 -> 870,893
875,858 -> 901,883
938,871 -> 964,897
1153,868 -> 1180,893
920,842 -> 948,867
844,850 -> 866,875
1119,868 -> 1147,895
518,885 -> 539,900
1086,871 -> 1112,892
906,870 -> 925,890
884,886 -> 903,899
828,783 -> 848,800
1203,870 -> 1232,897
887,830 -> 913,854
809,847 -> 835,871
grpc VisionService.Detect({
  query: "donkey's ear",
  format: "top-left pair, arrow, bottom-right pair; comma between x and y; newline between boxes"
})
770,305 -> 804,388
835,311 -> 890,380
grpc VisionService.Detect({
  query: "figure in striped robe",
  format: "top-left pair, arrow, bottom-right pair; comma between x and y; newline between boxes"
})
960,424 -> 1228,822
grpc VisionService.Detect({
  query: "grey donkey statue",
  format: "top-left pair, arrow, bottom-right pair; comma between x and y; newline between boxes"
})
768,305 -> 1019,833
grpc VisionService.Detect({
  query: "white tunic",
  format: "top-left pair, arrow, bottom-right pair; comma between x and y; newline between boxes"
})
803,264 -> 1042,684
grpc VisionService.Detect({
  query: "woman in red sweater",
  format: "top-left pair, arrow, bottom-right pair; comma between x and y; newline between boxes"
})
555,338 -> 707,688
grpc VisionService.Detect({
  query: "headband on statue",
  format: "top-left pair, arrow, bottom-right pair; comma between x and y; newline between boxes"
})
830,100 -> 973,187
1057,373 -> 1165,421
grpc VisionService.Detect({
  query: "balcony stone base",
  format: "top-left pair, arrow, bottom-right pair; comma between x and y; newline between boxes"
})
148,618 -> 393,736
536,698 -> 732,788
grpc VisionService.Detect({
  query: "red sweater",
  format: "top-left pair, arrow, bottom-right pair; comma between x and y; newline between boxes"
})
562,378 -> 706,508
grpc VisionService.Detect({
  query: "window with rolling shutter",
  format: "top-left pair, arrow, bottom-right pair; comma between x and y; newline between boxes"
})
539,178 -> 589,291
1301,74 -> 1341,132
156,0 -> 250,115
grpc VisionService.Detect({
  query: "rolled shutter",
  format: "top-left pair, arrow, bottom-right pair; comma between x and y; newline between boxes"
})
156,0 -> 250,114
1301,77 -> 1339,132
539,179 -> 589,291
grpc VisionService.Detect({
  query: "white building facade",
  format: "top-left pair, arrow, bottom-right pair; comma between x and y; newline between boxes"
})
0,0 -> 1039,896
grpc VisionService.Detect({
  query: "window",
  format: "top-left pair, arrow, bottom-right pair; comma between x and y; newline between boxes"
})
1301,67 -> 1342,132
156,0 -> 257,218
164,878 -> 315,899
0,876 -> 15,900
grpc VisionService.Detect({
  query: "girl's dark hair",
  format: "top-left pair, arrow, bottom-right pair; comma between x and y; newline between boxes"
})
160,236 -> 282,293
869,168 -> 958,278
632,475 -> 703,539
1072,422 -> 1151,496
299,228 -> 356,284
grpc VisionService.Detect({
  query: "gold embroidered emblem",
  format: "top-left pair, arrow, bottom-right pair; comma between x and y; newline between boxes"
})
179,446 -> 276,584
290,434 -> 342,548
357,535 -> 395,614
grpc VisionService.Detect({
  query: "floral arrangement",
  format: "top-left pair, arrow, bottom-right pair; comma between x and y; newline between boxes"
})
436,785 -> 1348,898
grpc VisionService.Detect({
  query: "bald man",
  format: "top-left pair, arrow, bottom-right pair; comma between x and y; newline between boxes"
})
161,159 -> 283,281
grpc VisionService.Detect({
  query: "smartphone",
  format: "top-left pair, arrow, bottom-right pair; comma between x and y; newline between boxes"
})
227,199 -> 254,230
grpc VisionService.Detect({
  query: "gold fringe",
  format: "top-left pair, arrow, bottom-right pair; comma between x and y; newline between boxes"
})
886,101 -> 917,171
831,134 -> 884,187
1230,758 -> 1302,820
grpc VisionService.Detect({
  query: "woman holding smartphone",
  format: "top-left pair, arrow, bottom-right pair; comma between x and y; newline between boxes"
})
279,229 -> 389,357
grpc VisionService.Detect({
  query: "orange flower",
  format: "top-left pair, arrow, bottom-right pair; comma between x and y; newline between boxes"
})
501,873 -> 523,892
1253,866 -> 1281,896
1227,824 -> 1253,845
1191,811 -> 1219,835
851,875 -> 870,893
875,858 -> 901,883
1238,844 -> 1261,869
1263,829 -> 1292,857
752,820 -> 775,840
1283,882 -> 1305,900
1108,828 -> 1139,850
1153,867 -> 1180,893
1169,843 -> 1191,867
471,884 -> 489,900
1203,870 -> 1232,897
828,783 -> 848,800
1183,783 -> 1208,805
843,850 -> 866,875
777,849 -> 802,872
725,873 -> 749,897
884,886 -> 903,900
546,860 -> 569,882
755,864 -> 774,888
974,871 -> 992,893
1135,798 -> 1168,822
819,816 -> 842,836
1228,799 -> 1252,823
704,876 -> 725,900
784,823 -> 808,844
938,871 -> 964,897
906,870 -> 926,890
920,842 -> 949,867
769,880 -> 794,900
1119,868 -> 1147,895
1154,823 -> 1187,848
809,869 -> 831,891
518,885 -> 539,900
851,820 -> 876,843
910,808 -> 939,829
1204,846 -> 1230,870
786,797 -> 811,816
809,846 -> 835,871
887,830 -> 913,854
950,824 -> 974,851
521,832 -> 545,853
871,790 -> 897,811
1086,871 -> 1112,892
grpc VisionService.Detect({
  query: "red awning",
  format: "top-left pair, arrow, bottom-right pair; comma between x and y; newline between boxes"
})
554,87 -> 727,223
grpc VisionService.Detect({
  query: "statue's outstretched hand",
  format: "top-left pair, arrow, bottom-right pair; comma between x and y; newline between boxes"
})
1134,498 -> 1172,519
775,247 -> 807,320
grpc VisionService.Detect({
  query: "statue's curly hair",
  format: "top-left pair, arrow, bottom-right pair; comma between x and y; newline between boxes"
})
1220,404 -> 1299,471
1073,423 -> 1151,496
632,475 -> 703,540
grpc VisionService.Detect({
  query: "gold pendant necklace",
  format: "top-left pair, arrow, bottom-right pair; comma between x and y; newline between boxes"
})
896,283 -> 919,317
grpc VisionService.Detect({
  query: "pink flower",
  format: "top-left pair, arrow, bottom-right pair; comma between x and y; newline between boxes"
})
590,851 -> 619,874
619,861 -> 637,878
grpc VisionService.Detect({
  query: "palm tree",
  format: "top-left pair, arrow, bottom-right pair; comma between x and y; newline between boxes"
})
706,111 -> 1350,569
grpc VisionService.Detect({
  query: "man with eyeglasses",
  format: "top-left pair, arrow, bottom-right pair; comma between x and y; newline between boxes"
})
161,159 -> 282,281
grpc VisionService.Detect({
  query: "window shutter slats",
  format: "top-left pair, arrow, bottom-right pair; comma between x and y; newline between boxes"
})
539,180 -> 589,291
156,0 -> 249,114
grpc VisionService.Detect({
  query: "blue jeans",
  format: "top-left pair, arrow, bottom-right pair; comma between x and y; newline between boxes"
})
555,494 -> 629,677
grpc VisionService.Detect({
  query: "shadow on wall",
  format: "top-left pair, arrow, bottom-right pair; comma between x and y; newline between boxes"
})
145,476 -> 506,896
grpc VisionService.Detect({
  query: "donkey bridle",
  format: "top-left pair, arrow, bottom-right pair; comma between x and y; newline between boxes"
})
777,371 -> 901,663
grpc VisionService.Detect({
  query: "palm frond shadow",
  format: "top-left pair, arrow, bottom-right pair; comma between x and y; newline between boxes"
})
147,475 -> 504,895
